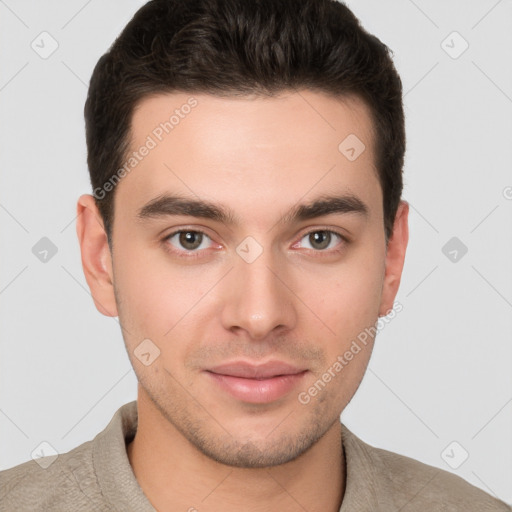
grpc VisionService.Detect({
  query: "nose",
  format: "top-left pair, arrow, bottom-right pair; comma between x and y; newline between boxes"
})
220,246 -> 298,340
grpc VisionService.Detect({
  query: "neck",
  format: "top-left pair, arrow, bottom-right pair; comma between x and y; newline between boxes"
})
127,390 -> 346,512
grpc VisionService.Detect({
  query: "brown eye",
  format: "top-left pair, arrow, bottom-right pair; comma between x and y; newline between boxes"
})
296,230 -> 344,251
179,231 -> 203,250
308,231 -> 331,250
166,230 -> 211,252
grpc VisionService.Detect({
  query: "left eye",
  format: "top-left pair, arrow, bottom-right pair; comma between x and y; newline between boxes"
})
166,231 -> 213,251
297,230 -> 343,251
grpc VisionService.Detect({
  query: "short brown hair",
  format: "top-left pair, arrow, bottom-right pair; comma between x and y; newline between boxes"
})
84,0 -> 405,246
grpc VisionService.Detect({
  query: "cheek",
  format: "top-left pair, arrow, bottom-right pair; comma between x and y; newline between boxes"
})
113,256 -> 204,386
112,245 -> 221,344
298,246 -> 385,337
297,253 -> 385,406
111,239 -> 172,339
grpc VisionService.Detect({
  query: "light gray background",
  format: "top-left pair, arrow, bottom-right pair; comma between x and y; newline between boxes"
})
1,0 -> 511,505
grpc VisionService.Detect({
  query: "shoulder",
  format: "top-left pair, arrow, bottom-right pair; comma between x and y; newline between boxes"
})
341,424 -> 511,511
0,439 -> 107,512
375,445 -> 510,511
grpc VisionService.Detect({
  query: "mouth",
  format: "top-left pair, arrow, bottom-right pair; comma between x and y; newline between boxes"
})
204,360 -> 308,404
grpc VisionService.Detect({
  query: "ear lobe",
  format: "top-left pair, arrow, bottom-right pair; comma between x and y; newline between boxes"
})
76,194 -> 118,317
378,200 -> 409,317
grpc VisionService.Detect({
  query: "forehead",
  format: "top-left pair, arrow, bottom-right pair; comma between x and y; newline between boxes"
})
116,90 -> 381,224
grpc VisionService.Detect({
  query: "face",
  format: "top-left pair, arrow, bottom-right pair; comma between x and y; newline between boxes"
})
78,90 -> 408,468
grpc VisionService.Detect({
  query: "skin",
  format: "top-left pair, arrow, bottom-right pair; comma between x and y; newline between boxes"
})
76,90 -> 408,512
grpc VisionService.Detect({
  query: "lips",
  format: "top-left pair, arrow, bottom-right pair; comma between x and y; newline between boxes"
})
207,360 -> 305,379
204,360 -> 308,403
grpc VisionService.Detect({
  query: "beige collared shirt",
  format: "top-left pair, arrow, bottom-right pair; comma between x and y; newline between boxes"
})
1,401 -> 510,511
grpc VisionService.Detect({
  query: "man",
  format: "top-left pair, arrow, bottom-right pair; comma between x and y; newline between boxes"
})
1,0 -> 510,510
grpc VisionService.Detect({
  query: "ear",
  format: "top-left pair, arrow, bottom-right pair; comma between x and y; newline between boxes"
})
76,194 -> 118,317
378,200 -> 409,316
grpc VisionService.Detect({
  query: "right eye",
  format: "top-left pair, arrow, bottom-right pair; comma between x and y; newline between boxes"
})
164,230 -> 214,252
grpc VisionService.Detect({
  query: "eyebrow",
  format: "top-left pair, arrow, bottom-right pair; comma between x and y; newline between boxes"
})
136,193 -> 368,225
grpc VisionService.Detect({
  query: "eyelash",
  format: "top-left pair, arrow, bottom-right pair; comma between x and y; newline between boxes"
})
161,228 -> 349,259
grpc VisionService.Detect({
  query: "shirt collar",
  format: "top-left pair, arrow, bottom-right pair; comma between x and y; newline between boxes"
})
92,401 -> 394,511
